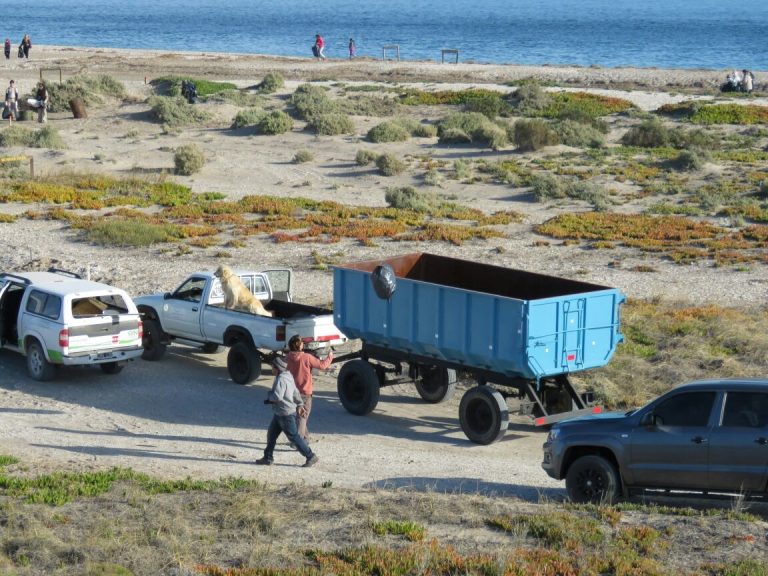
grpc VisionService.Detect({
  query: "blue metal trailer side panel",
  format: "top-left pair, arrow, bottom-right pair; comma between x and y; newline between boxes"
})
334,254 -> 623,380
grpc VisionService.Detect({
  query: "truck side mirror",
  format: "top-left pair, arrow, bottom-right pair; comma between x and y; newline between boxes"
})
640,412 -> 656,427
163,292 -> 171,300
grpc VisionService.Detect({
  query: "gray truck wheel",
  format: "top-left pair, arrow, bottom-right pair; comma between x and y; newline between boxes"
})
26,340 -> 56,381
99,362 -> 123,375
227,342 -> 262,384
566,455 -> 620,504
459,386 -> 508,444
141,318 -> 167,361
337,360 -> 380,415
200,342 -> 220,354
415,366 -> 457,403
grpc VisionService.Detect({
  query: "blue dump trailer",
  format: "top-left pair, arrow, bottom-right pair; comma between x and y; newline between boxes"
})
333,252 -> 625,444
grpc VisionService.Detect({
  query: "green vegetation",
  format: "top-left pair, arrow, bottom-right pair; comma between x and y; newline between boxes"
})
47,74 -> 127,113
371,519 -> 426,541
366,120 -> 410,142
291,83 -> 336,121
148,96 -> 211,127
513,118 -> 559,151
230,107 -> 267,129
0,125 -> 65,149
151,76 -> 237,97
437,112 -> 508,149
173,144 -> 205,175
375,152 -> 406,176
658,101 -> 768,124
533,91 -> 635,119
384,186 -> 435,212
308,113 -> 355,135
554,119 -> 605,148
256,72 -> 284,94
399,87 -> 505,106
257,110 -> 293,135
355,149 -> 378,166
292,149 -> 313,163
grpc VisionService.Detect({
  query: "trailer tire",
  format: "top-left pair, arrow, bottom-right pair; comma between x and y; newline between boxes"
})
26,339 -> 56,382
141,318 -> 167,361
200,342 -> 220,354
415,366 -> 457,403
227,342 -> 262,384
99,362 -> 123,375
566,455 -> 620,504
459,386 -> 508,444
337,360 -> 380,415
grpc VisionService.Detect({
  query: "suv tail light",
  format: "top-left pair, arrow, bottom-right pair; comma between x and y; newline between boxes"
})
138,319 -> 143,340
275,324 -> 286,342
58,328 -> 69,347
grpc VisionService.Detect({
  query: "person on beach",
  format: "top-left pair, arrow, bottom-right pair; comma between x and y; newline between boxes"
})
286,334 -> 333,444
33,81 -> 48,123
4,39 -> 10,60
21,34 -> 31,59
742,69 -> 754,93
255,356 -> 319,468
348,38 -> 356,59
4,80 -> 18,122
314,34 -> 326,60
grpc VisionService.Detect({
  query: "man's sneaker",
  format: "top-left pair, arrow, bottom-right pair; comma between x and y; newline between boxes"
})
302,455 -> 319,468
255,457 -> 273,466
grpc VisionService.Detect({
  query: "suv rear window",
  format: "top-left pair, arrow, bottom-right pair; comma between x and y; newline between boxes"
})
71,295 -> 129,317
26,290 -> 62,320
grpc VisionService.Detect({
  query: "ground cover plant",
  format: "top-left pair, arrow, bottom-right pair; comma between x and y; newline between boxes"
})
46,74 -> 127,113
657,101 -> 768,124
0,455 -> 764,575
151,76 -> 237,98
148,95 -> 212,128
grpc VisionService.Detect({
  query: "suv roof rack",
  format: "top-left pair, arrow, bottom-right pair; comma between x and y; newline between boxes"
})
47,268 -> 83,279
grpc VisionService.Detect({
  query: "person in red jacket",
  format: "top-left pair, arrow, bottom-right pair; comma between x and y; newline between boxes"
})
314,34 -> 326,60
286,334 -> 333,442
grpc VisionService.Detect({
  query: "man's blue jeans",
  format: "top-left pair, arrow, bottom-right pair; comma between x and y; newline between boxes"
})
262,413 -> 314,462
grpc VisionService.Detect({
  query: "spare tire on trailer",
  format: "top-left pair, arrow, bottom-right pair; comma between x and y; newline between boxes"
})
415,366 -> 457,403
337,359 -> 380,415
459,385 -> 509,444
227,342 -> 262,384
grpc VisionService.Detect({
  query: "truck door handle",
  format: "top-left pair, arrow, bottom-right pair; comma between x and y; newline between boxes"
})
192,307 -> 198,312
756,437 -> 768,445
691,436 -> 707,444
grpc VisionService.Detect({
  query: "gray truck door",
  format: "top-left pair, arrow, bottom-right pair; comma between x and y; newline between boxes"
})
709,391 -> 768,492
164,276 -> 207,339
263,269 -> 292,302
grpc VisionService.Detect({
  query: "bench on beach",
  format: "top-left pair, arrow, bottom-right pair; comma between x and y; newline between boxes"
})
441,48 -> 459,64
382,45 -> 400,62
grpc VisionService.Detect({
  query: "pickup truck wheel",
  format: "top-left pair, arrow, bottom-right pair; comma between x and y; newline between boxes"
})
99,362 -> 123,375
141,318 -> 167,361
26,340 -> 56,381
200,343 -> 220,354
227,342 -> 262,384
415,366 -> 457,403
459,386 -> 508,445
566,455 -> 620,504
337,360 -> 380,415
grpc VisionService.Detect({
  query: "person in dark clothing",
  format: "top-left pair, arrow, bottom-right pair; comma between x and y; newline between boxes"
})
21,34 -> 30,59
34,81 -> 48,123
4,39 -> 10,60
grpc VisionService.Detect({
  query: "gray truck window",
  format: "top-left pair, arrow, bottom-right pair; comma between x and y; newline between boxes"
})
653,392 -> 716,427
722,392 -> 768,428
174,278 -> 206,303
26,290 -> 62,320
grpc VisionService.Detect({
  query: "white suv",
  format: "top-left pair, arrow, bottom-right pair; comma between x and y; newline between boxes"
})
0,269 -> 143,381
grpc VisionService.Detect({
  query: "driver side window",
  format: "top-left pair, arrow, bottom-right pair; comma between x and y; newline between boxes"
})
173,277 -> 206,303
653,392 -> 716,427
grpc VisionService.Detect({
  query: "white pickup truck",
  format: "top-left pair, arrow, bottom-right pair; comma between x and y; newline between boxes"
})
0,270 -> 144,381
134,268 -> 346,384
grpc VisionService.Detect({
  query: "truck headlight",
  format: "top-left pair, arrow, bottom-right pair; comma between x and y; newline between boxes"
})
547,428 -> 560,442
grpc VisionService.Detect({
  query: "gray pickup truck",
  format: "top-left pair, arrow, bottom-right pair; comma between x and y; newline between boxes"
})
134,268 -> 346,384
542,379 -> 768,503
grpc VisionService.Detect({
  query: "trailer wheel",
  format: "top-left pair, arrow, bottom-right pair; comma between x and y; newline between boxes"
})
141,318 -> 167,361
337,360 -> 380,415
227,342 -> 262,384
459,386 -> 508,444
415,366 -> 457,403
566,455 -> 620,504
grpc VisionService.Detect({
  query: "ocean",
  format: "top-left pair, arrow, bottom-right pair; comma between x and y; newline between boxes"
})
5,0 -> 767,70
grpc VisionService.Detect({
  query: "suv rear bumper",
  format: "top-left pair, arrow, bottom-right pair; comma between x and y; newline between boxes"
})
58,347 -> 143,366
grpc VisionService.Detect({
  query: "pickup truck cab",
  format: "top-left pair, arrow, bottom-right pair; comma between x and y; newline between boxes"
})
0,270 -> 143,381
134,268 -> 346,384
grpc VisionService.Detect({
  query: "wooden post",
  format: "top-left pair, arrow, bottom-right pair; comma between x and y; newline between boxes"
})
29,156 -> 33,177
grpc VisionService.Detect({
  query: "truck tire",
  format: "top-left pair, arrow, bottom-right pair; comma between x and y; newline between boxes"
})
227,342 -> 262,384
459,386 -> 508,444
415,366 -> 457,403
337,359 -> 380,415
99,362 -> 123,375
566,455 -> 620,504
141,318 -> 167,361
200,342 -> 220,354
26,339 -> 56,381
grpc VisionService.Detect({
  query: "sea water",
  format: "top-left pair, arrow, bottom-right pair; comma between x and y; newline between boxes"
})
5,0 -> 768,69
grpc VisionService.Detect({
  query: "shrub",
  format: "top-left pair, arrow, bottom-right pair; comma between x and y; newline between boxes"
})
475,124 -> 508,150
566,180 -> 610,211
258,72 -> 284,94
437,112 -> 507,148
453,159 -> 472,180
32,125 -> 65,149
438,128 -> 471,144
672,150 -> 705,171
206,90 -> 264,107
367,121 -> 410,143
413,123 -> 437,138
85,219 -> 176,246
151,76 -> 236,97
554,119 -> 605,148
513,119 -> 559,151
509,82 -> 551,114
0,125 -> 64,149
465,93 -> 503,118
231,107 -> 266,129
535,92 -> 634,119
671,128 -> 718,152
309,113 -> 355,135
391,116 -> 420,133
258,110 -> 294,135
530,173 -> 566,200
376,153 -> 406,176
340,95 -> 399,117
291,83 -> 336,121
423,169 -> 443,186
621,118 -> 670,148
148,96 -> 211,127
385,186 -> 434,212
292,150 -> 314,163
47,74 -> 127,112
174,144 -> 205,175
356,149 -> 378,166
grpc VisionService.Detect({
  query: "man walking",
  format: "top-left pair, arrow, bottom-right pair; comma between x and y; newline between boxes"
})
286,334 -> 333,443
256,356 -> 319,467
